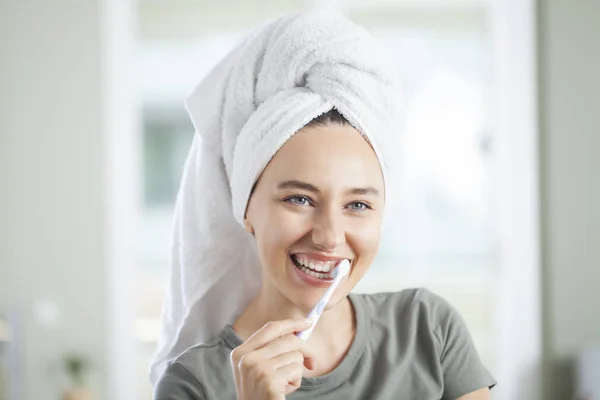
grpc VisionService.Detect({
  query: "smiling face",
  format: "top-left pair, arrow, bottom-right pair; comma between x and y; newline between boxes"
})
243,120 -> 385,311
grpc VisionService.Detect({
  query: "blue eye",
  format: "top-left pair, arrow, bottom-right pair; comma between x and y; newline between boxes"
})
348,201 -> 371,211
284,195 -> 312,207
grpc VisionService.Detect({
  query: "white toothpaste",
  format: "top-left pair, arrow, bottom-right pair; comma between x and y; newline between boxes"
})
296,259 -> 351,341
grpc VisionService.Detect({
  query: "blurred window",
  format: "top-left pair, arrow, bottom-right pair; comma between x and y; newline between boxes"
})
135,3 -> 497,397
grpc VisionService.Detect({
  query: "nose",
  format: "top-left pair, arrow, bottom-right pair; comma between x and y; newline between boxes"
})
311,206 -> 345,251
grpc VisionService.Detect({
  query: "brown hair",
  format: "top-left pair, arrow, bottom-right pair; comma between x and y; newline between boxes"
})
305,108 -> 350,128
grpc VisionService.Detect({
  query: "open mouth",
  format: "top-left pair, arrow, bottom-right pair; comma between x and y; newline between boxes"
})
290,254 -> 348,280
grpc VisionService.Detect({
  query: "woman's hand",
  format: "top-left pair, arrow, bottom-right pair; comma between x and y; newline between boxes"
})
230,319 -> 317,400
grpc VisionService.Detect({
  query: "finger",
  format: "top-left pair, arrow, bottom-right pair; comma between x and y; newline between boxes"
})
230,320 -> 313,373
276,363 -> 304,395
254,334 -> 317,370
267,350 -> 304,370
285,382 -> 301,396
244,319 -> 312,351
234,338 -> 314,378
285,384 -> 300,396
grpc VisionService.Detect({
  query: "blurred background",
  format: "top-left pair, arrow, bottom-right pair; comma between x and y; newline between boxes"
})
1,0 -> 598,399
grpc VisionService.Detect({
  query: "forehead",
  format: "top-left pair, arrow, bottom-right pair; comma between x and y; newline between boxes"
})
261,123 -> 384,190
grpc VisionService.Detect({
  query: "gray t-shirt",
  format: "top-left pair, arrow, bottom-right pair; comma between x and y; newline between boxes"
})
154,289 -> 496,399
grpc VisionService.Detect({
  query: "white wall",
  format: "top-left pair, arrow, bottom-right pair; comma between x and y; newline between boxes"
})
0,2 -> 121,398
539,1 -> 600,399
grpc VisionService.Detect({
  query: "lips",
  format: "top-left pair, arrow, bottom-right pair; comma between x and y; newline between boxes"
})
289,253 -> 352,281
289,257 -> 336,287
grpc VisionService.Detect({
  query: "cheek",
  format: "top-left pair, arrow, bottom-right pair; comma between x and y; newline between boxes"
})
351,226 -> 381,258
351,213 -> 382,247
347,218 -> 382,273
254,208 -> 309,263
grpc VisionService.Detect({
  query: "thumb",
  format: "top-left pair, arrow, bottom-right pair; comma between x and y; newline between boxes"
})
299,341 -> 317,371
303,355 -> 317,371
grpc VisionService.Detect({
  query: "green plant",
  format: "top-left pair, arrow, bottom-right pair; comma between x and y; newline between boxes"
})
63,354 -> 90,387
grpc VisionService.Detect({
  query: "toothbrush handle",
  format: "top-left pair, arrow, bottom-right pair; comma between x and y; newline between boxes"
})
296,300 -> 325,340
295,260 -> 349,341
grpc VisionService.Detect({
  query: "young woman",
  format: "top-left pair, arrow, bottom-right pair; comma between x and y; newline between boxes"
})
151,10 -> 496,400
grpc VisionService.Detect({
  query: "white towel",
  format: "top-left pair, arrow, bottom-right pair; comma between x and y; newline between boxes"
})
150,10 -> 403,384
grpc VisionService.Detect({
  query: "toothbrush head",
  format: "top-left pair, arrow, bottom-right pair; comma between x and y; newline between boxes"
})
332,259 -> 350,278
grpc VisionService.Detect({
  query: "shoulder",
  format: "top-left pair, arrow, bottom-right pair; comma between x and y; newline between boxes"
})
154,334 -> 235,399
173,333 -> 234,382
154,360 -> 207,399
353,288 -> 458,346
354,287 -> 455,319
353,289 -> 496,397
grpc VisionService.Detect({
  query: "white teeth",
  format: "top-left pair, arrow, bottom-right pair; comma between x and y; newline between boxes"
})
299,257 -> 332,271
295,263 -> 333,280
293,255 -> 347,279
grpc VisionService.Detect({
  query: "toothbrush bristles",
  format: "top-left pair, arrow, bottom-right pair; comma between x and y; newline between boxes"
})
332,259 -> 350,278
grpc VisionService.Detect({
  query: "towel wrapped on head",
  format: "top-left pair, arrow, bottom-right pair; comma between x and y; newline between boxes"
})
150,10 -> 403,383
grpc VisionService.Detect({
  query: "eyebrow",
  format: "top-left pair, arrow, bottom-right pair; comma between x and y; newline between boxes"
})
348,187 -> 380,196
278,180 -> 320,193
277,180 -> 380,196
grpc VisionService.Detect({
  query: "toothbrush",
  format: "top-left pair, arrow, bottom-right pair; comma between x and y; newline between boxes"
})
296,259 -> 351,341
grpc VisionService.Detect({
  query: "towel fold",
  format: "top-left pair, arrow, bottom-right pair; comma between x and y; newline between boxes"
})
150,10 -> 403,384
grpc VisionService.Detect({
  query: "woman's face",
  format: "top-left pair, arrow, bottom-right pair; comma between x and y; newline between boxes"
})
244,123 -> 385,311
